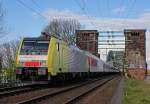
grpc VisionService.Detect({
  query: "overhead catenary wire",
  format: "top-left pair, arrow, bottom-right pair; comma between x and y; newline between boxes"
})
31,0 -> 42,11
73,0 -> 100,28
82,0 -> 103,28
16,0 -> 46,19
74,0 -> 85,11
122,0 -> 137,28
73,0 -> 91,21
82,0 -> 98,22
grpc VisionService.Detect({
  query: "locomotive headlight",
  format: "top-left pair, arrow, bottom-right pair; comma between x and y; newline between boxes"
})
38,67 -> 46,75
16,68 -> 22,74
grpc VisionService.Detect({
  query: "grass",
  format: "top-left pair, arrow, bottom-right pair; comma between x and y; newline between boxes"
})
123,78 -> 150,104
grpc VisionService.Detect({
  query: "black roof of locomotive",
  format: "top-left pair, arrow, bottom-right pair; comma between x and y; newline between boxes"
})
23,37 -> 50,41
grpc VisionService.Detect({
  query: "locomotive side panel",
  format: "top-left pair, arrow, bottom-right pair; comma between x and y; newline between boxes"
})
61,44 -> 71,72
47,37 -> 60,76
87,53 -> 103,72
97,60 -> 104,72
88,57 -> 98,72
69,46 -> 89,72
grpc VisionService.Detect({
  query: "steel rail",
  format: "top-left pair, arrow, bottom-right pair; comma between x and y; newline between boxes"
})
64,77 -> 116,104
0,84 -> 38,92
0,84 -> 48,98
17,77 -> 107,104
17,75 -> 116,104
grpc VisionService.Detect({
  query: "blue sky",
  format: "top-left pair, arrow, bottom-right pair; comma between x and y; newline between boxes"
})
1,0 -> 150,64
0,0 -> 149,37
2,0 -> 150,40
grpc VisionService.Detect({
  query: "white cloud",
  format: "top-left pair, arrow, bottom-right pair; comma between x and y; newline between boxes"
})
42,8 -> 150,31
42,8 -> 150,64
112,6 -> 126,14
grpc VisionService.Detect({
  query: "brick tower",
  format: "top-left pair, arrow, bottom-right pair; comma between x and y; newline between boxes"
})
76,30 -> 98,56
124,29 -> 146,80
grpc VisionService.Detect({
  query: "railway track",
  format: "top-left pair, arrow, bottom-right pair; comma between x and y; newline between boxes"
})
64,76 -> 120,104
0,79 -> 93,104
16,75 -> 118,104
0,84 -> 37,92
0,84 -> 49,98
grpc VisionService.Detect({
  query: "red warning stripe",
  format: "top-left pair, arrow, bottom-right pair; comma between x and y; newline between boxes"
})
23,61 -> 41,67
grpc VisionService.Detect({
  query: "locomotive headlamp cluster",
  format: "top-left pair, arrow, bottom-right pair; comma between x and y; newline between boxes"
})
38,67 -> 46,75
16,68 -> 22,74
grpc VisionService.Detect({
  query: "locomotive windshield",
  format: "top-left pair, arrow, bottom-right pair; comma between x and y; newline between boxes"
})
20,40 -> 49,55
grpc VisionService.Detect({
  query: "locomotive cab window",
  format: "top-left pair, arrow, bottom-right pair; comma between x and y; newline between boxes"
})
20,39 -> 50,55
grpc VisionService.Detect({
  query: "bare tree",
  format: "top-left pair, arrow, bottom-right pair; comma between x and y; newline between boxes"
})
0,40 -> 19,83
0,1 -> 4,76
43,18 -> 81,45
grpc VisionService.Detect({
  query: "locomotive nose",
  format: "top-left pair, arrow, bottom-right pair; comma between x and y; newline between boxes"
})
16,67 -> 48,81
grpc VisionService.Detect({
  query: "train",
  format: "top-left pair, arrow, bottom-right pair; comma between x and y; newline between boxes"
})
15,35 -> 120,82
